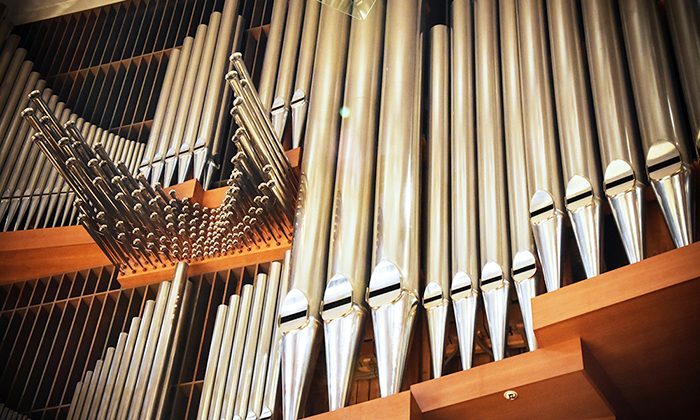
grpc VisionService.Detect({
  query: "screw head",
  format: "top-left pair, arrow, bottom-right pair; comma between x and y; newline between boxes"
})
503,390 -> 518,401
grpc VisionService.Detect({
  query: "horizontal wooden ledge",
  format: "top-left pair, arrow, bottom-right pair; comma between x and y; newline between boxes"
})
533,241 -> 700,418
307,391 -> 421,420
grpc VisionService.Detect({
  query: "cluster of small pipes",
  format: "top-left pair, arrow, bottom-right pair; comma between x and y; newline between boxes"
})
20,54 -> 296,274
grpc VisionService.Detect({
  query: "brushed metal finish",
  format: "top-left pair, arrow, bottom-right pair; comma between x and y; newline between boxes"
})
581,0 -> 645,264
96,332 -> 128,420
518,0 -> 564,293
164,24 -> 208,187
180,12 -> 222,184
247,262 -> 282,419
141,262 -> 189,419
209,294 -> 239,420
500,0 -> 538,352
424,23 -> 450,379
106,316 -> 142,420
151,36 -> 193,185
270,0 -> 306,139
290,0 -> 322,148
368,0 -> 421,397
140,48 -> 180,176
258,0 -> 288,111
620,0 -> 695,248
221,284 -> 253,420
475,0 -> 509,361
547,0 -> 603,279
449,0 -> 479,371
321,0 -> 384,409
666,0 -> 700,147
197,304 -> 228,420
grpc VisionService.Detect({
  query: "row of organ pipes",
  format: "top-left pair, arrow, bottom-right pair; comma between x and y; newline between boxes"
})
273,0 -> 699,418
0,37 -> 145,231
0,0 -> 698,418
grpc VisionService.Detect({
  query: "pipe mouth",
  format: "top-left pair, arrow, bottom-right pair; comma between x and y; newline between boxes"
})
565,175 -> 595,211
529,189 -> 557,223
481,274 -> 510,361
322,274 -> 355,320
604,159 -> 639,197
367,260 -> 403,307
647,140 -> 684,181
450,271 -> 477,301
422,281 -> 447,309
480,261 -> 507,293
512,250 -> 538,283
279,288 -> 310,333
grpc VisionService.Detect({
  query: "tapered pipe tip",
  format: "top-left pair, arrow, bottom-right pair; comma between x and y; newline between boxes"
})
646,141 -> 695,248
280,312 -> 320,420
367,261 -> 418,397
423,282 -> 448,378
322,303 -> 366,410
177,152 -> 193,184
530,190 -> 563,293
451,272 -> 478,370
480,262 -> 509,361
566,175 -> 602,278
604,160 -> 645,264
512,251 -> 538,352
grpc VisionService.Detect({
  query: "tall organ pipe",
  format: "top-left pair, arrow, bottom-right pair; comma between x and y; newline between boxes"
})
666,0 -> 700,150
140,49 -> 180,180
367,0 -> 422,397
449,0 -> 479,371
547,0 -> 603,279
277,5 -> 350,419
500,0 -> 538,352
195,0 -> 241,182
320,0 -> 385,410
257,0 -> 288,111
290,0 -> 321,148
518,0 -> 565,293
423,23 -> 450,379
620,0 -> 695,248
179,12 -> 222,184
271,0 -> 306,140
475,0 -> 510,362
163,23 -> 209,187
151,36 -> 193,186
221,284 -> 253,420
581,0 -> 645,264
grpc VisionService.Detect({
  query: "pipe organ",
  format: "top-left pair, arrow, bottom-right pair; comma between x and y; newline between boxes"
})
0,0 -> 698,419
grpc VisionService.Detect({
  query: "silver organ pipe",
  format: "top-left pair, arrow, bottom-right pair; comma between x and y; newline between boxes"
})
547,0 -> 604,279
619,0 -> 696,248
666,0 -> 700,150
179,13 -> 223,185
195,0 -> 242,184
257,0 -> 289,112
449,0 -> 479,371
424,23 -> 450,379
271,0 -> 307,140
320,0 -> 385,410
278,4 -> 350,419
499,0 -> 538,353
518,0 -> 565,293
164,23 -> 210,188
290,0 -> 322,149
222,284 -> 254,420
475,0 -> 510,362
209,295 -> 240,420
367,0 -> 422,398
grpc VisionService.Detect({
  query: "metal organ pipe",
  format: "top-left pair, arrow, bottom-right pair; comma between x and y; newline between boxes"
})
277,4 -> 350,419
499,0 -> 538,353
320,0 -> 385,410
581,0 -> 646,265
547,0 -> 603,279
290,0 -> 322,149
449,0 -> 480,371
518,0 -> 565,293
424,23 -> 451,379
475,0 -> 510,362
271,0 -> 306,140
367,0 -> 422,398
257,0 -> 289,112
619,0 -> 696,248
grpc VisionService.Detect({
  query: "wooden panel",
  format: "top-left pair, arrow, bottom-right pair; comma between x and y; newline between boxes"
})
410,339 -> 617,420
307,391 -> 422,420
533,242 -> 700,418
